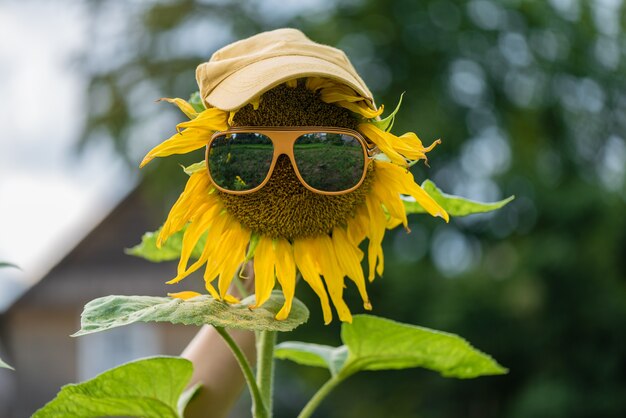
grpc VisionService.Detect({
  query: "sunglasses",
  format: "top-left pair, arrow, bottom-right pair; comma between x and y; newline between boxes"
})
206,127 -> 375,195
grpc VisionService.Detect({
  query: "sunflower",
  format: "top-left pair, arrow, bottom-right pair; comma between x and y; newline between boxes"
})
141,78 -> 448,324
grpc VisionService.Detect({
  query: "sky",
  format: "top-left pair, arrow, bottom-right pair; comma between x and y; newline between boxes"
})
0,1 -> 135,311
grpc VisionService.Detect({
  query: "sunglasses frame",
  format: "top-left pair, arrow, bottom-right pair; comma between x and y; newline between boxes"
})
206,126 -> 376,195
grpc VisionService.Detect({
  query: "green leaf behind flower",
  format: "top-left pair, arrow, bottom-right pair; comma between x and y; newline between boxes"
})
0,357 -> 14,370
182,160 -> 206,175
126,226 -> 205,262
126,162 -> 207,263
188,91 -> 206,113
404,179 -> 515,217
73,291 -> 308,336
277,314 -> 507,379
0,261 -> 18,371
0,262 -> 20,270
33,357 -> 192,418
370,92 -> 404,132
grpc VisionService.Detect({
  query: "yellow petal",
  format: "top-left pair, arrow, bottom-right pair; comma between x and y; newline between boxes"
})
336,100 -> 383,119
332,228 -> 371,310
306,78 -> 381,119
294,239 -> 333,324
158,170 -> 216,246
141,107 -> 228,167
223,294 -> 240,304
364,192 -> 387,282
168,291 -> 202,300
376,161 -> 449,222
217,222 -> 251,299
200,213 -> 237,285
358,123 -> 407,166
203,278 -> 221,300
305,77 -> 336,92
359,124 -> 441,167
274,239 -> 296,320
251,236 -> 275,309
166,208 -> 228,285
315,235 -> 352,323
393,132 -> 426,160
140,128 -> 210,168
176,107 -> 229,132
347,204 -> 369,245
175,205 -> 218,277
370,174 -> 408,229
158,98 -> 198,119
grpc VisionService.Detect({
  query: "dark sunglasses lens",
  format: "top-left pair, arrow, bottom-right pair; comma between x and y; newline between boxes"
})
293,133 -> 365,192
208,133 -> 273,191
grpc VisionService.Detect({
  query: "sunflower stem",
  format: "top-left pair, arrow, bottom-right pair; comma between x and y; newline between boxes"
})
297,374 -> 349,418
214,326 -> 268,418
256,330 -> 277,417
233,275 -> 249,298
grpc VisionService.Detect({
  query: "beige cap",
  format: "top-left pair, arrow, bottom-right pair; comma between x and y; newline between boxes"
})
196,28 -> 374,111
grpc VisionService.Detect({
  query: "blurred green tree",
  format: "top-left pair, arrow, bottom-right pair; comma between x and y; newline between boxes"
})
80,0 -> 626,417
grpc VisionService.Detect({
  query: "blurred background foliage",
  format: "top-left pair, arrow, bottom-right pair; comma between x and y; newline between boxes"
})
81,0 -> 626,417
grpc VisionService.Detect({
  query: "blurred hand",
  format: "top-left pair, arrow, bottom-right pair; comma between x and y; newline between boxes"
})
182,264 -> 256,418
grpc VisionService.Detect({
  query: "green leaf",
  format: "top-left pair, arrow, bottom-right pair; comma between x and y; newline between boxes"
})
243,233 -> 261,263
33,357 -> 192,418
0,262 -> 20,270
403,179 -> 515,217
125,226 -> 205,262
275,342 -> 348,376
182,160 -> 206,175
189,91 -> 206,113
277,315 -> 507,380
370,92 -> 404,132
0,357 -> 14,370
341,315 -> 507,378
178,383 -> 202,417
73,290 -> 308,336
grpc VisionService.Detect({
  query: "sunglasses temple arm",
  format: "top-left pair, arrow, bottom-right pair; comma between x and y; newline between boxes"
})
366,145 -> 380,158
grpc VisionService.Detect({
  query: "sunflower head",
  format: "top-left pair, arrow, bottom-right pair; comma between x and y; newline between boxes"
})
140,30 -> 449,324
219,82 -> 374,240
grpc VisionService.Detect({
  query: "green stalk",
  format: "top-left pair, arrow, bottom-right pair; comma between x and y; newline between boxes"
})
233,275 -> 249,298
214,326 -> 267,418
297,374 -> 349,418
256,330 -> 277,416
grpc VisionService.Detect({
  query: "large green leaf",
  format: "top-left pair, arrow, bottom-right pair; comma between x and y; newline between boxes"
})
73,291 -> 308,336
275,342 -> 348,376
404,179 -> 515,217
0,357 -> 13,370
342,315 -> 507,378
126,226 -> 205,262
33,357 -> 192,418
277,314 -> 507,379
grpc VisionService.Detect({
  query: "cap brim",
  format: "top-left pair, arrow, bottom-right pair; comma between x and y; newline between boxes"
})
204,55 -> 374,111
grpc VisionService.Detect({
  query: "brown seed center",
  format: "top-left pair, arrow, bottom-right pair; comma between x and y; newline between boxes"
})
217,82 -> 373,239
